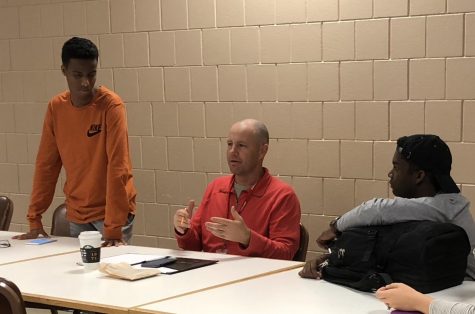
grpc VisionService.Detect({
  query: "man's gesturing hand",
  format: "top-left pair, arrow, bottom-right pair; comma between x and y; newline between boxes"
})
174,200 -> 195,234
205,206 -> 251,246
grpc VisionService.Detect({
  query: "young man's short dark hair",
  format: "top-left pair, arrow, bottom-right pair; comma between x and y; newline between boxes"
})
61,37 -> 99,66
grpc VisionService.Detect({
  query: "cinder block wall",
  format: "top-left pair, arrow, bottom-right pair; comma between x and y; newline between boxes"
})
1,0 -> 475,260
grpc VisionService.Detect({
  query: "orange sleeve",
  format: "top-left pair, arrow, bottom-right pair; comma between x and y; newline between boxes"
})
28,102 -> 62,230
103,103 -> 134,240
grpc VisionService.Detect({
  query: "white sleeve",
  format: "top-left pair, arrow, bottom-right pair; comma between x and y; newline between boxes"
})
430,299 -> 475,314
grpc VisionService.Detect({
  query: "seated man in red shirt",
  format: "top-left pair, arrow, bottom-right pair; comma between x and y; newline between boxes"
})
173,119 -> 301,260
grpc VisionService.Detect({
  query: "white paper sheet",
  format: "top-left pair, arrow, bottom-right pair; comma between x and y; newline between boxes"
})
101,253 -> 165,265
100,254 -> 179,274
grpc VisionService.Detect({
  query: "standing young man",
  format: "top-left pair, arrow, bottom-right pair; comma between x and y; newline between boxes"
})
173,119 -> 301,260
14,37 -> 136,246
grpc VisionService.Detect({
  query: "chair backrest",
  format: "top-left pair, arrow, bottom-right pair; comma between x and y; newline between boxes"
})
0,278 -> 26,314
293,224 -> 309,262
51,203 -> 71,237
0,196 -> 13,231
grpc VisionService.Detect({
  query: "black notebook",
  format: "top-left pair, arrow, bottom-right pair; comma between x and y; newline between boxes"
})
144,257 -> 217,274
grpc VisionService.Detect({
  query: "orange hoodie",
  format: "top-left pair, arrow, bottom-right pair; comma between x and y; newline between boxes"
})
28,86 -> 136,239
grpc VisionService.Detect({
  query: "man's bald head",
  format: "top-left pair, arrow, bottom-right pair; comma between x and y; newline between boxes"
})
230,119 -> 269,145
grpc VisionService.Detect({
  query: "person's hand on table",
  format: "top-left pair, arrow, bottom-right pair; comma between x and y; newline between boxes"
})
205,206 -> 251,246
376,283 -> 432,313
102,238 -> 126,247
12,227 -> 49,240
298,254 -> 329,279
174,200 -> 195,234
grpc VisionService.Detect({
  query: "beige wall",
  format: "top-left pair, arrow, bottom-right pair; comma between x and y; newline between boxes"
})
1,0 -> 475,259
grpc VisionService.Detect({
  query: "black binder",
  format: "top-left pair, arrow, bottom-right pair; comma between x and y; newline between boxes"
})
143,257 -> 217,274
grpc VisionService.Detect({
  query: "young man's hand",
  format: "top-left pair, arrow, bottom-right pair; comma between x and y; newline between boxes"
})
101,239 -> 126,247
12,227 -> 49,240
299,254 -> 329,279
316,228 -> 337,249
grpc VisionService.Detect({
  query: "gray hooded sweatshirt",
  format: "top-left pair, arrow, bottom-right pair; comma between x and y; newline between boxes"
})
337,193 -> 475,279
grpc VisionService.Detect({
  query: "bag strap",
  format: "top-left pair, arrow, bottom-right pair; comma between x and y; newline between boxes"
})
361,272 -> 394,292
361,229 -> 378,262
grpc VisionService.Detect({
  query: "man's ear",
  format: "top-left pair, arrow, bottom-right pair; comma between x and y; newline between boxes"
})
259,143 -> 269,160
61,65 -> 66,76
414,169 -> 426,185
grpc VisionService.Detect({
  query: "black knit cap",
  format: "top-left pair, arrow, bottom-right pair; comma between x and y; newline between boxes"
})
396,134 -> 459,193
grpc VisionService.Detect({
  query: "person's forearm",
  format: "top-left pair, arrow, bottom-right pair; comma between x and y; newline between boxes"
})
28,159 -> 62,229
29,103 -> 62,229
239,230 -> 296,260
104,104 -> 135,240
175,226 -> 202,251
337,198 -> 428,231
413,294 -> 432,314
337,201 -> 378,231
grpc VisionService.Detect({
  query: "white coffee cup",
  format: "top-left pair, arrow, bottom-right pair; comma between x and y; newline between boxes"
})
78,231 -> 102,270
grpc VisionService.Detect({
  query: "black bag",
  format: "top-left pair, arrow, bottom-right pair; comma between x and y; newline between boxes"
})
321,221 -> 470,293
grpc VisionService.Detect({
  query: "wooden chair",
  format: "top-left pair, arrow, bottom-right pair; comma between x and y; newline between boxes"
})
51,203 -> 71,237
0,277 -> 26,314
293,224 -> 309,262
0,196 -> 13,231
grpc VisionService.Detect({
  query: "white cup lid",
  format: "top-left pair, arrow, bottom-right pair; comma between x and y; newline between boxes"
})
78,231 -> 101,239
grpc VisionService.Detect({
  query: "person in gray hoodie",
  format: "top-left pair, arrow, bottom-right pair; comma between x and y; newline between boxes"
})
300,134 -> 475,280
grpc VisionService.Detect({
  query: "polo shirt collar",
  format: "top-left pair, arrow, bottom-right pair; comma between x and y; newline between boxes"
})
222,167 -> 272,197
